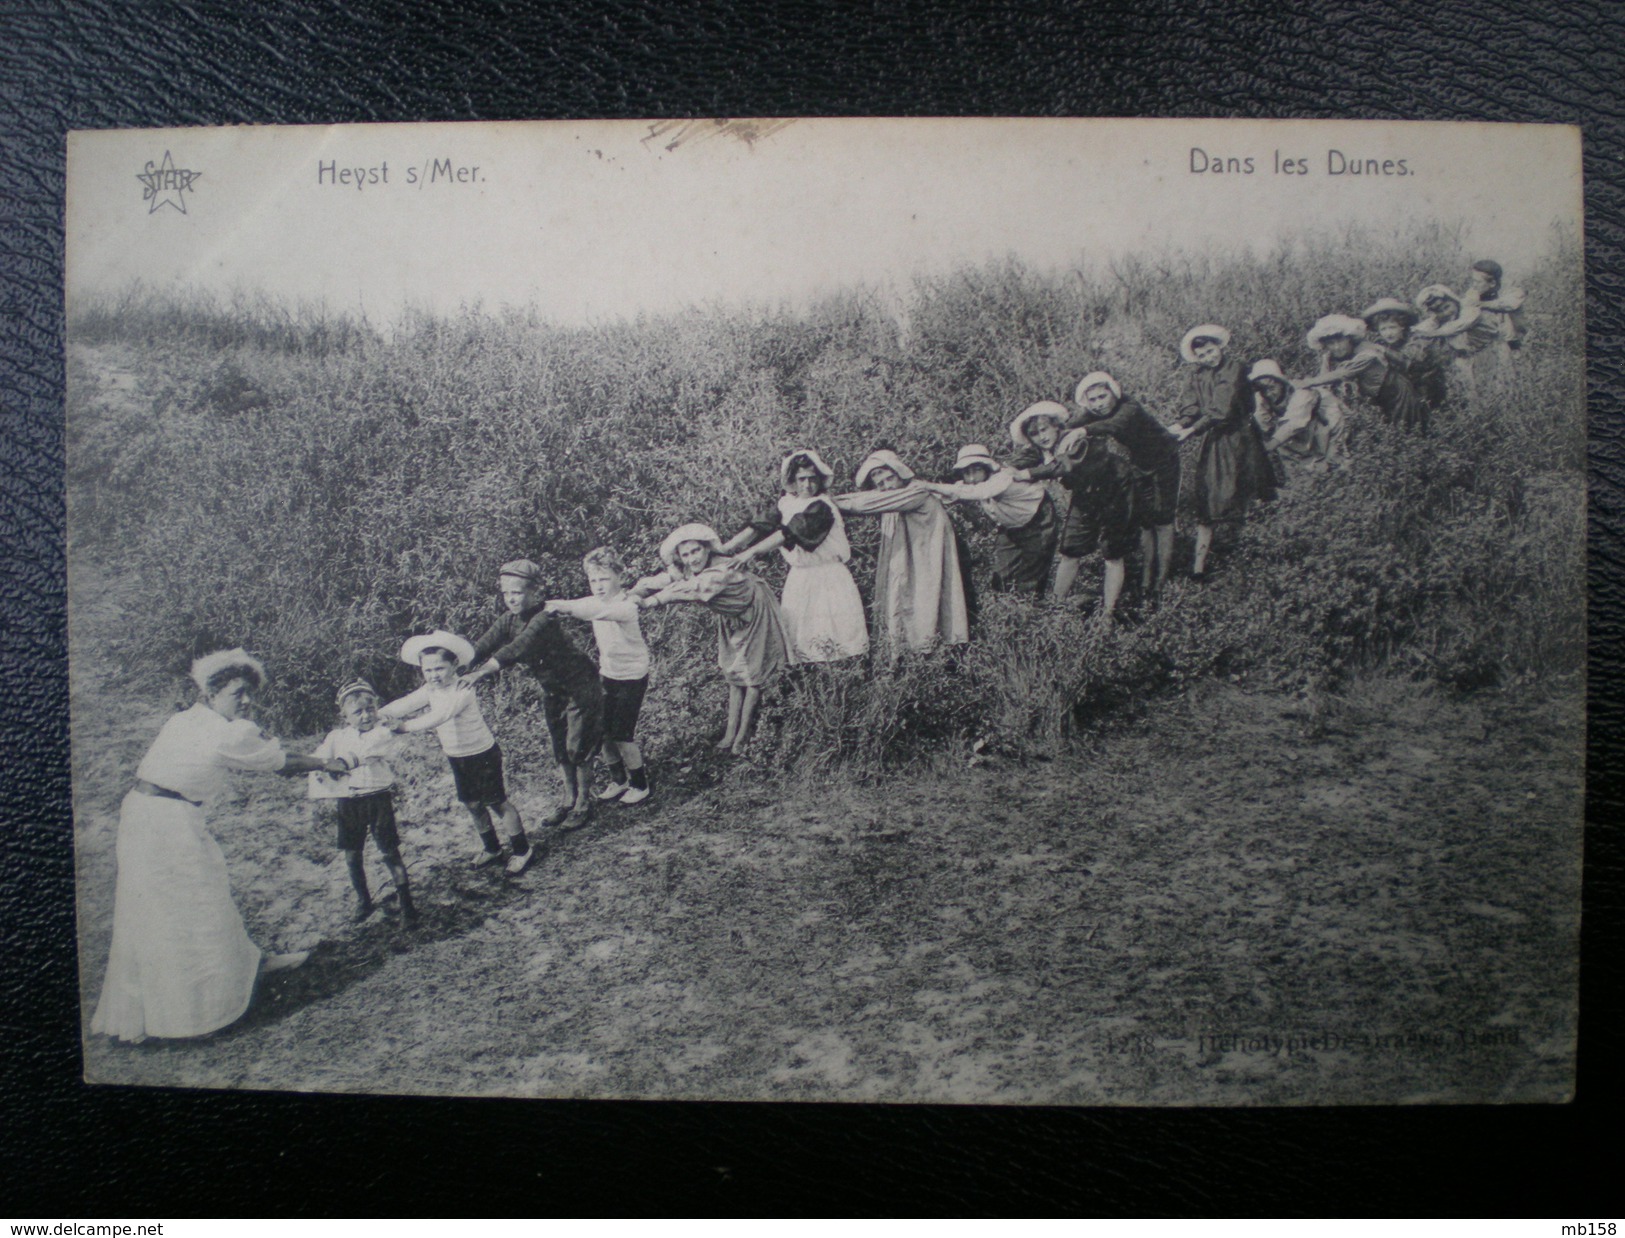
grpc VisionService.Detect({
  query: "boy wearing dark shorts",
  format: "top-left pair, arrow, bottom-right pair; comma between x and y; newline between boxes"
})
1018,428 -> 1138,619
380,630 -> 534,875
546,547 -> 652,805
310,680 -> 419,924
462,559 -> 606,830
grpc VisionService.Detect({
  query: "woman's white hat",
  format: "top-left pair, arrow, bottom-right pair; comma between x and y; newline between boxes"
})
1179,324 -> 1231,363
399,629 -> 476,668
1415,284 -> 1460,312
1360,297 -> 1419,326
952,444 -> 1000,474
854,449 -> 916,489
780,448 -> 835,492
190,647 -> 267,693
1306,314 -> 1368,349
659,522 -> 725,573
1247,359 -> 1292,387
1009,402 -> 1068,448
1073,371 -> 1121,405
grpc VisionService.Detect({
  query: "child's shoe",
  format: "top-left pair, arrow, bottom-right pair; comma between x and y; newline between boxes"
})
470,849 -> 502,869
596,781 -> 629,802
562,800 -> 595,831
541,802 -> 574,828
619,784 -> 650,806
352,897 -> 377,922
504,848 -> 534,876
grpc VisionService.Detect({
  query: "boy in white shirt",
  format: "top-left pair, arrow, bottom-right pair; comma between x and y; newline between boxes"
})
310,680 -> 419,925
545,547 -> 652,804
379,630 -> 533,874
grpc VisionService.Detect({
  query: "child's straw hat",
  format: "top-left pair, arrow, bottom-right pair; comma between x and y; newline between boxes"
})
1306,315 -> 1368,349
659,523 -> 725,574
951,445 -> 1000,475
1360,297 -> 1419,327
1073,371 -> 1121,404
1415,284 -> 1461,312
190,647 -> 267,693
1247,359 -> 1293,388
1009,402 -> 1068,449
1179,324 -> 1231,363
780,448 -> 835,492
399,630 -> 476,668
1055,427 -> 1093,461
854,449 -> 916,489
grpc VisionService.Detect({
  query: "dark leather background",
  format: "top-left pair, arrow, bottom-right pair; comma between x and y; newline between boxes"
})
2,0 -> 1620,1217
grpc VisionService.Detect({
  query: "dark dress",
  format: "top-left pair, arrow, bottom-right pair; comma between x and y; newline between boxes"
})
1178,357 -> 1278,522
1390,339 -> 1446,418
1071,394 -> 1182,527
1312,342 -> 1427,433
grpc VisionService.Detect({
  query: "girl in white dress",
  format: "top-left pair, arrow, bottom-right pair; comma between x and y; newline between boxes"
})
725,449 -> 869,662
90,649 -> 346,1044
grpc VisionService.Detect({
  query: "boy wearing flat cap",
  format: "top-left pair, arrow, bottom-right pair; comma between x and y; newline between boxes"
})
463,558 -> 607,831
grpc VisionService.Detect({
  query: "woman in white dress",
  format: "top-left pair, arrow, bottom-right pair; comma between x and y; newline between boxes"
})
723,449 -> 869,662
90,649 -> 347,1044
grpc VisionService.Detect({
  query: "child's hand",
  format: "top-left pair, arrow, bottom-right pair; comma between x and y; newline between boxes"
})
637,595 -> 660,610
323,758 -> 350,777
543,600 -> 561,613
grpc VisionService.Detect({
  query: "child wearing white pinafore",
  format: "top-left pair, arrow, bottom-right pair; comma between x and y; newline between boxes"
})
726,449 -> 869,662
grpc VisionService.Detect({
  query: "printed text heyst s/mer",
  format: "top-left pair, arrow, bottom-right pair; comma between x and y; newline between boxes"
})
316,158 -> 485,189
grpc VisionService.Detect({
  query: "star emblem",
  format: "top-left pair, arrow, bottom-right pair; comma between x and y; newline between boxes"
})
136,151 -> 201,214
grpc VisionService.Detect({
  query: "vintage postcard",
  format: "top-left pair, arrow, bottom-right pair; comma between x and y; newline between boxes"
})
66,118 -> 1584,1104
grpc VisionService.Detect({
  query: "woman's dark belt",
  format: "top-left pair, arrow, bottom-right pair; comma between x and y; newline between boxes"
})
133,779 -> 202,807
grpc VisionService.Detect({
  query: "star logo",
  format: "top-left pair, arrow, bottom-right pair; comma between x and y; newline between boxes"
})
136,151 -> 201,214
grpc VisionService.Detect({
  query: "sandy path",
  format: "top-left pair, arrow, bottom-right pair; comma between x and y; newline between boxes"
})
74,654 -> 1581,1104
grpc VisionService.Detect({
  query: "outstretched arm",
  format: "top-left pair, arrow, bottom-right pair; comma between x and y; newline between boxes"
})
831,484 -> 933,515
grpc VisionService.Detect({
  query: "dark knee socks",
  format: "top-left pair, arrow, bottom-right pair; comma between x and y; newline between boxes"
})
344,850 -> 370,903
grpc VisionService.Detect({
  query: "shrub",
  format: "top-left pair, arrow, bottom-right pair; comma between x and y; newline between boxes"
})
67,223 -> 1584,772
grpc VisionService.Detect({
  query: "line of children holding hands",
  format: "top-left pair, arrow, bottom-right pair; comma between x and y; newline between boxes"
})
310,269 -> 1523,923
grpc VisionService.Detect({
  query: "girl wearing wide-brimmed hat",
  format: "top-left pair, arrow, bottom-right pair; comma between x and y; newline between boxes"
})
832,448 -> 971,656
1362,297 -> 1446,416
634,523 -> 794,754
91,650 -> 346,1044
723,449 -> 869,662
1248,359 -> 1347,478
1168,325 -> 1277,579
917,443 -> 1058,596
1069,370 -> 1182,597
1301,313 -> 1427,434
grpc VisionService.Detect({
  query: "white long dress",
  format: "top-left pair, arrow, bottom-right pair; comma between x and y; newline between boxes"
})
90,704 -> 287,1042
776,494 -> 869,662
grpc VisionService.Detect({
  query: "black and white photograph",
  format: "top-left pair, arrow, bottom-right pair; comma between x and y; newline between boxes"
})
65,117 -> 1584,1105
